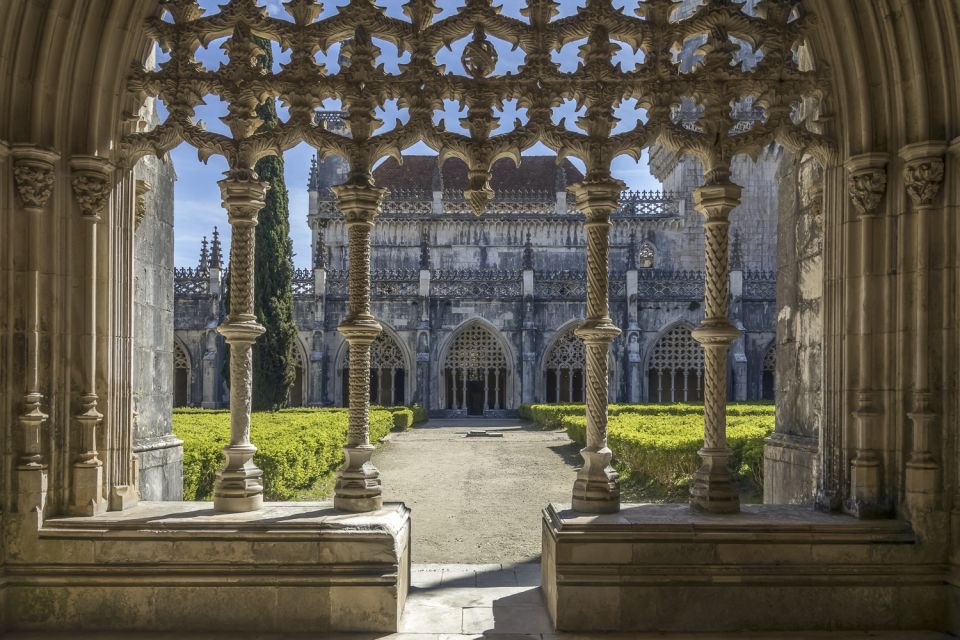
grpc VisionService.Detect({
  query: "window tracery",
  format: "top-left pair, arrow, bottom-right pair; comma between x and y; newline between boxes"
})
174,343 -> 189,369
762,342 -> 776,401
648,324 -> 704,403
443,325 -> 508,414
545,330 -> 586,404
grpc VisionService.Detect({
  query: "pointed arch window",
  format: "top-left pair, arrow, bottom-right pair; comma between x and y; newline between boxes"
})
647,325 -> 704,403
762,343 -> 776,401
173,342 -> 191,407
442,325 -> 508,415
545,330 -> 585,403
341,333 -> 407,406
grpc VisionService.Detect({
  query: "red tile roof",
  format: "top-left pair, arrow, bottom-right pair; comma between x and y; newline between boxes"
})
371,156 -> 582,192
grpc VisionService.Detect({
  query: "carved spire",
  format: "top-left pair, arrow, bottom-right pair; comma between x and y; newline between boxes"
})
314,220 -> 327,269
198,235 -> 210,271
210,226 -> 223,269
730,230 -> 744,271
554,163 -> 567,193
523,231 -> 534,271
308,155 -> 319,191
626,230 -> 637,270
431,161 -> 443,193
420,226 -> 431,270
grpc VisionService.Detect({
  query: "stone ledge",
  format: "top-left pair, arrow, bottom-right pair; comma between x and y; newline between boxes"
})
542,503 -> 946,633
6,502 -> 411,633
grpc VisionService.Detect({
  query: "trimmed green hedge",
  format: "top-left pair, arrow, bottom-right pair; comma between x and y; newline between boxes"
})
411,403 -> 428,424
373,405 -> 414,431
173,408 -> 394,501
521,403 -> 774,489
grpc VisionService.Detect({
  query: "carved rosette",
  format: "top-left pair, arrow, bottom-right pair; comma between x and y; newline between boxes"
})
903,158 -> 945,207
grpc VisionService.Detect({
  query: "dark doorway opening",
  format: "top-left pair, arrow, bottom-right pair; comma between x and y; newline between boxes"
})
467,380 -> 485,416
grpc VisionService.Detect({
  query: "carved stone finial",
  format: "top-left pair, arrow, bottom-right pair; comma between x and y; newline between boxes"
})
70,156 -> 114,221
523,231 -> 534,271
729,230 -> 743,271
12,145 -> 59,211
135,179 -> 152,228
198,235 -> 210,271
210,226 -> 223,269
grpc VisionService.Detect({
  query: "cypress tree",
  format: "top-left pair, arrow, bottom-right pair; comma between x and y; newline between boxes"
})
224,38 -> 298,410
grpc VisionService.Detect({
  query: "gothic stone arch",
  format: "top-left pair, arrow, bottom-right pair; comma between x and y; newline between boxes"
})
437,319 -> 515,415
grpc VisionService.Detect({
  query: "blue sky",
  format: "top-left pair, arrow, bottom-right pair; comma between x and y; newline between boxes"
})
164,0 -> 661,267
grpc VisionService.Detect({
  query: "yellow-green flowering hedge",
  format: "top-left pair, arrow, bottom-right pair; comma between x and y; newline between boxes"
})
173,408 -> 394,501
520,403 -> 774,488
411,403 -> 428,424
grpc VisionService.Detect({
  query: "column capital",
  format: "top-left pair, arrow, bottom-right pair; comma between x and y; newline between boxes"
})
218,171 -> 268,224
332,182 -> 387,225
845,153 -> 888,216
338,319 -> 382,343
576,320 -> 621,342
568,178 -> 625,222
899,141 -> 947,208
135,179 -> 152,229
692,320 -> 740,346
12,145 -> 59,212
217,320 -> 265,344
692,182 -> 742,220
70,155 -> 114,221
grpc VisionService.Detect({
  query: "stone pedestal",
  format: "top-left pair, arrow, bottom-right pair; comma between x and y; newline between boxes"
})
9,501 -> 411,633
542,503 -> 945,632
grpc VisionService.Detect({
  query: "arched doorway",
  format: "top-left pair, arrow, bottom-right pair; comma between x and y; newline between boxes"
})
647,324 -> 704,403
442,324 -> 508,416
544,330 -> 585,404
173,341 -> 190,407
340,332 -> 408,407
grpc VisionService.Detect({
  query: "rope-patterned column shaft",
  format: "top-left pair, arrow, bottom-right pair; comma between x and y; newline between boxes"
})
69,155 -> 113,516
334,182 -> 386,513
570,179 -> 623,514
901,142 -> 947,511
12,145 -> 58,514
690,180 -> 742,514
214,171 -> 267,513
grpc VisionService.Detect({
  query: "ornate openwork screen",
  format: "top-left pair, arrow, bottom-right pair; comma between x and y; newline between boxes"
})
173,343 -> 190,370
545,330 -> 586,403
648,323 -> 704,402
342,332 -> 408,406
443,324 -> 508,413
125,0 -> 828,196
173,342 -> 191,407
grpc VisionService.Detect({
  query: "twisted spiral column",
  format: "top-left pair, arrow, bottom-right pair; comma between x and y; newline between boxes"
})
214,171 -> 268,513
570,179 -> 623,514
334,183 -> 386,513
690,181 -> 742,514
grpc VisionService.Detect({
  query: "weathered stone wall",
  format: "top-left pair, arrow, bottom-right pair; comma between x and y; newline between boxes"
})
764,151 -> 822,505
133,144 -> 183,501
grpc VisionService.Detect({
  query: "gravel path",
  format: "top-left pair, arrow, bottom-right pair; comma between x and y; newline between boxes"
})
373,419 -> 579,564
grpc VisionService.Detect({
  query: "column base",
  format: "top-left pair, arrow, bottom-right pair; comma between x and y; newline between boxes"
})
335,445 -> 383,513
846,455 -> 886,518
16,464 -> 48,514
213,443 -> 264,513
572,447 -> 620,514
905,459 -> 940,511
690,447 -> 740,514
71,462 -> 107,517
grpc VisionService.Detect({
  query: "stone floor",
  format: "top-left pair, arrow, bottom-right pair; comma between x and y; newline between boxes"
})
5,563 -> 951,638
374,419 -> 577,563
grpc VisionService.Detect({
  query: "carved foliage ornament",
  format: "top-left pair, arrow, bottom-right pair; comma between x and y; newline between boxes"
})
13,160 -> 56,210
848,168 -> 886,216
72,174 -> 112,220
124,0 -> 832,213
903,158 -> 945,207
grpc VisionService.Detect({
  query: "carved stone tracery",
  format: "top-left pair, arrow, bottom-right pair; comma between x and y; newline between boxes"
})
123,0 -> 829,515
